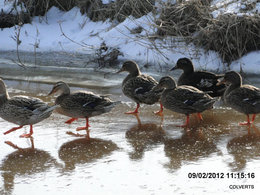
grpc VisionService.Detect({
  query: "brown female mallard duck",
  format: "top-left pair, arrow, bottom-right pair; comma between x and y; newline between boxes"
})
117,60 -> 163,115
217,71 -> 260,125
0,79 -> 56,138
171,58 -> 226,97
48,81 -> 120,139
154,76 -> 216,127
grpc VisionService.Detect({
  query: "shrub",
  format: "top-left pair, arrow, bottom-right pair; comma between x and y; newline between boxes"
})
194,14 -> 260,64
20,0 -> 76,16
78,0 -> 155,22
156,0 -> 212,37
0,11 -> 31,28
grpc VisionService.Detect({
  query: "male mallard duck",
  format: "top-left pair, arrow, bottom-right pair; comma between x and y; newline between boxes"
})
0,79 -> 56,138
48,81 -> 120,139
154,76 -> 216,127
171,58 -> 226,97
117,60 -> 163,115
217,71 -> 260,125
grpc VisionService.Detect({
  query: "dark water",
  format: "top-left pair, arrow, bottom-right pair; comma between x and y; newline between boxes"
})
0,54 -> 260,194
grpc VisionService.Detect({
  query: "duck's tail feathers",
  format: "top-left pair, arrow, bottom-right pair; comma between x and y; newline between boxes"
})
215,74 -> 225,79
101,94 -> 112,98
35,105 -> 58,118
205,99 -> 217,109
112,101 -> 121,106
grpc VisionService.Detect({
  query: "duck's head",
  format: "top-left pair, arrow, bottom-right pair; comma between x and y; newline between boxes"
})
217,71 -> 242,86
48,81 -> 70,95
0,78 -> 7,95
156,76 -> 177,90
117,60 -> 140,75
170,58 -> 194,73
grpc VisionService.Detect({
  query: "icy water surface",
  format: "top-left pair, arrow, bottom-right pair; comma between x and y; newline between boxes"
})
0,79 -> 259,195
0,57 -> 260,194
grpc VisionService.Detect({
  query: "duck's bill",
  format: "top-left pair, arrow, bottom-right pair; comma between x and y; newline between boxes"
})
216,79 -> 226,86
153,84 -> 163,91
47,88 -> 56,96
116,68 -> 124,74
170,66 -> 177,71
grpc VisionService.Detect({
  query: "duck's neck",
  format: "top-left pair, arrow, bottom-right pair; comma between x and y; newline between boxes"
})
130,67 -> 141,77
0,92 -> 9,106
62,85 -> 70,95
123,69 -> 141,84
55,93 -> 69,105
55,87 -> 70,105
166,79 -> 177,89
183,64 -> 194,74
224,82 -> 241,97
162,83 -> 176,97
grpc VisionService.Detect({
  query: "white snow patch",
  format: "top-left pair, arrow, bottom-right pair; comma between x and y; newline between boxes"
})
0,0 -> 260,74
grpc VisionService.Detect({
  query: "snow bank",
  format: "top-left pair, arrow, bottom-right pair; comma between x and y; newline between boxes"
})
211,0 -> 260,18
0,0 -> 260,74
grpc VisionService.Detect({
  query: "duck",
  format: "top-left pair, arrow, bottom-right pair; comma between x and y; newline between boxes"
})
0,78 -> 56,138
170,57 -> 226,97
117,60 -> 163,115
154,76 -> 216,127
217,71 -> 260,125
48,81 -> 120,139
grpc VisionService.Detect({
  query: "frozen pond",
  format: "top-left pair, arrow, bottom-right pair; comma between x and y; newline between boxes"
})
0,53 -> 260,194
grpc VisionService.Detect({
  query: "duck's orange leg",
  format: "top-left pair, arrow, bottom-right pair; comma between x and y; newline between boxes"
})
251,114 -> 256,123
239,114 -> 251,126
3,125 -> 24,135
20,125 -> 33,138
125,103 -> 140,114
65,118 -> 78,124
154,102 -> 164,116
76,118 -> 90,131
197,113 -> 203,121
177,115 -> 190,127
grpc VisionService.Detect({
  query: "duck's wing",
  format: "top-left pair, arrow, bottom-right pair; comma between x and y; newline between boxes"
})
60,92 -> 113,112
192,71 -> 221,87
125,74 -> 157,95
189,71 -> 226,97
123,74 -> 160,104
10,96 -> 47,110
228,85 -> 260,106
7,96 -> 49,117
165,86 -> 215,111
3,96 -> 52,123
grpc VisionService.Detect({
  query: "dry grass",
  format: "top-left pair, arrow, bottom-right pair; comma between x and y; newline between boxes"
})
155,0 -> 260,64
156,0 -> 212,37
79,0 -> 155,22
20,0 -> 76,16
2,0 -> 260,65
194,14 -> 260,64
0,11 -> 31,29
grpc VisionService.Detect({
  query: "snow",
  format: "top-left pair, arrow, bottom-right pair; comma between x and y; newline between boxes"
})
0,0 -> 25,14
0,0 -> 260,74
102,0 -> 115,4
230,51 -> 260,73
0,0 -> 13,13
211,0 -> 260,18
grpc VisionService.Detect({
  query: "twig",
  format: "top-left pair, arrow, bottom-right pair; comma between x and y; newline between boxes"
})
11,23 -> 26,68
58,21 -> 95,50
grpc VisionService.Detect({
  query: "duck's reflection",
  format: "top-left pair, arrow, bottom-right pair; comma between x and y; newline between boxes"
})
125,114 -> 166,160
164,128 -> 219,170
0,138 -> 59,195
227,129 -> 260,171
58,138 -> 118,171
